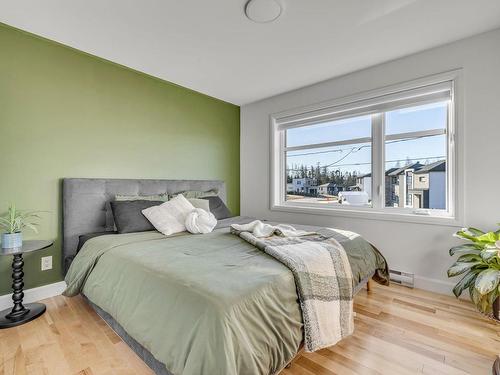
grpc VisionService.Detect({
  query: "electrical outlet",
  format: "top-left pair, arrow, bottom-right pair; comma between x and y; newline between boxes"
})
41,256 -> 52,271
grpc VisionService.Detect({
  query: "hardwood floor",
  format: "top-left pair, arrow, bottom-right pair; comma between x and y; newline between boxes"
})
0,283 -> 498,375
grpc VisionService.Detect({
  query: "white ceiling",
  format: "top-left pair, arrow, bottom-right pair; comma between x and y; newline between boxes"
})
1,1 -> 500,105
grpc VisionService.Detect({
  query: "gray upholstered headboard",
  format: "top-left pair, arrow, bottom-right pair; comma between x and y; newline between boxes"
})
62,178 -> 226,273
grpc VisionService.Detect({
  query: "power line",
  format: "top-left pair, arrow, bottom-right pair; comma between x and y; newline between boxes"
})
286,156 -> 445,172
322,148 -> 357,168
287,133 -> 441,158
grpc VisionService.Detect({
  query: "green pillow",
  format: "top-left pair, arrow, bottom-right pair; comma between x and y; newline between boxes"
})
115,193 -> 169,202
188,198 -> 210,212
169,189 -> 218,200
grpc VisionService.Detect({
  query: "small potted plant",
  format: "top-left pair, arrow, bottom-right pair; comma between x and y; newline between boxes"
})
448,225 -> 500,319
0,204 -> 41,249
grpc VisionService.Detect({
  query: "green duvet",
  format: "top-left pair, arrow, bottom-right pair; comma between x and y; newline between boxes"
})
64,218 -> 388,375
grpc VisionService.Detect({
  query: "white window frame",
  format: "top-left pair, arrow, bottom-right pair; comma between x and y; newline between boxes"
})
269,70 -> 464,226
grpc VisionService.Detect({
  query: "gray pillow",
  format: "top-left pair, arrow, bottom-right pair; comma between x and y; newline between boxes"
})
77,231 -> 117,252
201,196 -> 232,220
110,200 -> 163,234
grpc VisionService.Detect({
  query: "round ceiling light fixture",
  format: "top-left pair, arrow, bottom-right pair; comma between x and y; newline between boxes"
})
245,0 -> 282,23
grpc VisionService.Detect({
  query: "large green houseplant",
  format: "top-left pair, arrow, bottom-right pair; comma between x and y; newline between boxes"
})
0,204 -> 41,249
448,225 -> 500,317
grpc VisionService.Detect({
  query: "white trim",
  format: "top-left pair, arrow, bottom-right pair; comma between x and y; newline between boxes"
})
270,202 -> 461,226
0,281 -> 67,311
275,88 -> 451,130
447,76 -> 465,226
385,128 -> 446,141
273,70 -> 458,122
270,70 -> 464,226
371,113 -> 384,209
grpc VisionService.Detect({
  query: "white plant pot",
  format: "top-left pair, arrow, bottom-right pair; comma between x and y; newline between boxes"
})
1,232 -> 22,249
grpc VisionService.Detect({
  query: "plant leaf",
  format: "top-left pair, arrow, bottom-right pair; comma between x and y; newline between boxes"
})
470,284 -> 482,306
448,262 -> 481,277
449,244 -> 482,256
475,269 -> 500,295
453,269 -> 480,298
0,204 -> 43,234
476,232 -> 499,244
468,227 -> 486,236
481,247 -> 499,262
454,230 -> 480,242
23,223 -> 38,234
457,254 -> 482,263
487,288 -> 499,313
481,295 -> 490,313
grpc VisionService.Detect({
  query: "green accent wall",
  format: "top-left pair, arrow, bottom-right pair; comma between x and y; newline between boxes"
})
0,24 -> 240,295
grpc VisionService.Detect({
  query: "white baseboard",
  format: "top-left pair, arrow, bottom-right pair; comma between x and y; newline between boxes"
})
414,275 -> 455,296
0,281 -> 67,311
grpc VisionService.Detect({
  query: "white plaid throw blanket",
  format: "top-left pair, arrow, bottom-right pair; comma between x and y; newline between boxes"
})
230,223 -> 354,352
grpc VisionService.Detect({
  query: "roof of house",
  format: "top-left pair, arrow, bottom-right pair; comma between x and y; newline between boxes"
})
319,182 -> 337,187
388,162 -> 425,176
385,167 -> 399,176
358,167 -> 401,179
414,160 -> 446,174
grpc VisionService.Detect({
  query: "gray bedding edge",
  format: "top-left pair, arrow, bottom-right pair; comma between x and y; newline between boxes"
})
84,272 -> 374,375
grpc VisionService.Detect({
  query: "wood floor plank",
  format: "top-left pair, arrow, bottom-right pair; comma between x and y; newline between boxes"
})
0,283 -> 498,374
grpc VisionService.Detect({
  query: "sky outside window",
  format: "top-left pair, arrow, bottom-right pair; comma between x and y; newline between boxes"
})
286,102 -> 448,177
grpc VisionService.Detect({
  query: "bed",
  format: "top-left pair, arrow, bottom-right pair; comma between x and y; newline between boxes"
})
62,178 -> 389,375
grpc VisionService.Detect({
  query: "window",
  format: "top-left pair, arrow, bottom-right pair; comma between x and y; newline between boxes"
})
285,115 -> 372,205
271,73 -> 460,223
385,101 -> 448,211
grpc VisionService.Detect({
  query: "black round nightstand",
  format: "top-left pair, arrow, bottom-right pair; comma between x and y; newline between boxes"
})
0,240 -> 54,329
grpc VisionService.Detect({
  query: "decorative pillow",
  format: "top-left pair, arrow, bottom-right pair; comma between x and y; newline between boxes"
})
169,189 -> 218,200
142,195 -> 195,236
185,208 -> 217,234
188,198 -> 210,212
110,200 -> 164,234
115,193 -> 168,202
104,201 -> 116,231
201,196 -> 232,220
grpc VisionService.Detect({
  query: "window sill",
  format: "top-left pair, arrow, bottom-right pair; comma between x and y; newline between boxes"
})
271,202 -> 462,227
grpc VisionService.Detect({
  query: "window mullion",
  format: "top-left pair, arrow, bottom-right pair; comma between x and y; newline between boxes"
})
371,113 -> 385,209
279,131 -> 286,205
284,136 -> 372,152
385,128 -> 445,141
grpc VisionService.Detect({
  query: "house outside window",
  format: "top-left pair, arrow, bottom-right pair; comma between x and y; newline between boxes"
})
405,171 -> 414,207
270,72 -> 461,224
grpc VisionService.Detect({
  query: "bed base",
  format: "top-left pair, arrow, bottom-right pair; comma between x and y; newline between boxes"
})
366,278 -> 373,292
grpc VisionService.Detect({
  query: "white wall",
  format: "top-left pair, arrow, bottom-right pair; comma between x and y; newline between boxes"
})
240,28 -> 500,295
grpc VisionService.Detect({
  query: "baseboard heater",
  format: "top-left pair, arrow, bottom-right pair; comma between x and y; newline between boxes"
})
389,269 -> 414,288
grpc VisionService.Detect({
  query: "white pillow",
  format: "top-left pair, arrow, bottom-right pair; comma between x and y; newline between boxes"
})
142,195 -> 195,235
